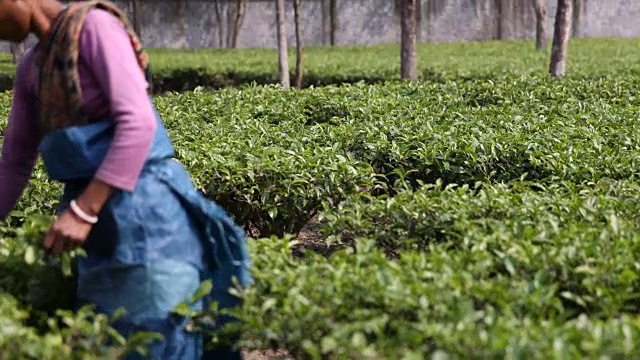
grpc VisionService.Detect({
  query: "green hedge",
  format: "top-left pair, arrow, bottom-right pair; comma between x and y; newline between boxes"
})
2,38 -> 640,92
234,235 -> 640,359
2,42 -> 640,357
149,78 -> 640,240
4,74 -> 640,239
321,179 -> 640,249
4,214 -> 640,358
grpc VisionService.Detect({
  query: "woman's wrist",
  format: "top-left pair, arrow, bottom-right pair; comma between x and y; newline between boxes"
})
75,179 -> 116,216
70,200 -> 99,224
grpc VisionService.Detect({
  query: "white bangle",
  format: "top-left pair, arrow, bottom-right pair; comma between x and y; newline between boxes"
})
70,200 -> 98,224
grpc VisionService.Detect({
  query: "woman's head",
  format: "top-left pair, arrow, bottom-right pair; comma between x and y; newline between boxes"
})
0,0 -> 63,41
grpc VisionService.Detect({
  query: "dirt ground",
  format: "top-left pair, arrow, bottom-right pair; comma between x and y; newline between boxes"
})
242,349 -> 294,360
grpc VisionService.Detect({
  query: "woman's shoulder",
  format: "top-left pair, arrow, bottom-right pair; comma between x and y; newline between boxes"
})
83,7 -> 129,33
78,7 -> 133,57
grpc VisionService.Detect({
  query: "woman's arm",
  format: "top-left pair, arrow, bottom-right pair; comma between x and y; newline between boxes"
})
73,9 -> 157,216
45,9 -> 158,254
0,53 -> 41,221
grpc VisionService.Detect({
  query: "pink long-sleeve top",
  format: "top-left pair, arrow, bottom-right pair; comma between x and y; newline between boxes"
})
0,9 -> 157,220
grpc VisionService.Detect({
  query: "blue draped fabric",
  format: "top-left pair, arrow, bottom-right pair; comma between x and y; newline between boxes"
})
38,105 -> 252,359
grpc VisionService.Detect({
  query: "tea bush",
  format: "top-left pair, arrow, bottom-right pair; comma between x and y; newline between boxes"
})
147,78 -> 640,238
2,38 -> 640,92
232,236 -> 640,359
3,39 -> 640,358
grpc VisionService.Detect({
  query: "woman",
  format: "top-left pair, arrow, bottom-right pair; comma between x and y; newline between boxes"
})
0,0 -> 252,358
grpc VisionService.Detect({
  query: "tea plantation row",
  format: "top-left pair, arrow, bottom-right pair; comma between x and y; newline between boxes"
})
2,76 -> 640,358
163,79 -> 640,239
3,38 -> 640,92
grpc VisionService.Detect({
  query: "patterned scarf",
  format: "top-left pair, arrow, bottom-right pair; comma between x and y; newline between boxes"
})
34,0 -> 151,134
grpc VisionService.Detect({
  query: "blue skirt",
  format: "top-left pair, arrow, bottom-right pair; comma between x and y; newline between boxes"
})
39,118 -> 251,359
69,159 -> 248,359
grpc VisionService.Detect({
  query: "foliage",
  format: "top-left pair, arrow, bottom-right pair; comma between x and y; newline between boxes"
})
228,237 -> 640,359
0,38 -> 639,92
154,71 -> 640,358
0,215 -> 162,359
3,39 -> 640,357
155,88 -> 378,237
146,77 -> 640,239
320,179 -> 640,252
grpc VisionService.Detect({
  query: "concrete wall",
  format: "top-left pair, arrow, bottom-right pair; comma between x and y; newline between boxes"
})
3,0 -> 639,52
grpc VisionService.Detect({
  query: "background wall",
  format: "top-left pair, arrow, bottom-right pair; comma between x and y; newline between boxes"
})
3,0 -> 637,51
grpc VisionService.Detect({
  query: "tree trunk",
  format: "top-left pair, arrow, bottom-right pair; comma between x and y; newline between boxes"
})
415,0 -> 422,42
275,0 -> 290,88
10,42 -> 25,64
176,0 -> 187,48
293,0 -> 303,89
226,1 -> 235,47
213,0 -> 222,48
496,0 -> 503,40
533,0 -> 547,50
321,0 -> 329,44
572,0 -> 581,37
549,0 -> 572,77
230,0 -> 247,48
400,0 -> 418,80
329,0 -> 337,46
132,0 -> 143,37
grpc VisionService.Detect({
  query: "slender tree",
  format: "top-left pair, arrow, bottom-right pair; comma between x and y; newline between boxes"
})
214,0 -> 224,47
549,0 -> 573,77
229,0 -> 248,48
213,0 -> 247,48
293,0 -> 303,89
572,0 -> 581,37
321,0 -> 329,44
132,0 -> 143,37
533,0 -> 547,50
275,0 -> 290,88
496,0 -> 503,40
400,0 -> 418,80
176,0 -> 187,48
329,0 -> 337,46
415,0 -> 422,42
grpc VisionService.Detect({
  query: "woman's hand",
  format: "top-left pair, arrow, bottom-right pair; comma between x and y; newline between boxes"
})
43,179 -> 116,255
44,208 -> 94,255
